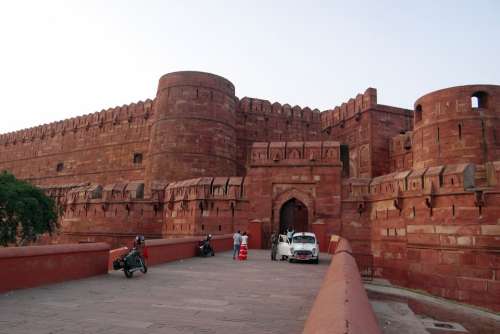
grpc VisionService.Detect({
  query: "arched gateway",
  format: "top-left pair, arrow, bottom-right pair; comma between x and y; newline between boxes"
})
279,198 -> 308,234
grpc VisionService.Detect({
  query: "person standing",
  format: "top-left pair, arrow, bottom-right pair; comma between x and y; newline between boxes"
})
232,230 -> 242,260
270,232 -> 278,261
239,232 -> 249,260
287,226 -> 295,243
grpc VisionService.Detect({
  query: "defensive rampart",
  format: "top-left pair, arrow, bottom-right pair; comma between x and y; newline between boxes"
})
0,99 -> 154,186
343,160 -> 500,311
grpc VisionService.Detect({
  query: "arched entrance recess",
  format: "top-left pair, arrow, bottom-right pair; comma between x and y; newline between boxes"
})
273,188 -> 314,236
279,198 -> 308,234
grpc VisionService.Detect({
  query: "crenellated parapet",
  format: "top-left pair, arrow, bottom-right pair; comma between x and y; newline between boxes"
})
320,88 -> 377,130
67,183 -> 103,203
342,161 -> 500,201
62,181 -> 144,206
42,175 -> 248,220
162,176 -> 247,236
0,99 -> 154,146
237,97 -> 321,123
164,176 -> 245,205
39,182 -> 90,206
250,141 -> 341,165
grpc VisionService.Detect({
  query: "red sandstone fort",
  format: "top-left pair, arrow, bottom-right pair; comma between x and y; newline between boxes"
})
1,71 -> 499,311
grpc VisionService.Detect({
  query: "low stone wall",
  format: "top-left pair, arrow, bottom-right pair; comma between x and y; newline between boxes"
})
0,243 -> 110,293
0,235 -> 234,293
145,234 -> 234,265
303,238 -> 381,334
108,246 -> 129,270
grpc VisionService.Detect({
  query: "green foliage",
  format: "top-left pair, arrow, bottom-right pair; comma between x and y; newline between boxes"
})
0,172 -> 58,246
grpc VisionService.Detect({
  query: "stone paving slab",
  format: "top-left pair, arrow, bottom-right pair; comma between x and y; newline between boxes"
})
0,250 -> 330,334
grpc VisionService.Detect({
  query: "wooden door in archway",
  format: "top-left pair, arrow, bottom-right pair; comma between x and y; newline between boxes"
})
279,198 -> 308,234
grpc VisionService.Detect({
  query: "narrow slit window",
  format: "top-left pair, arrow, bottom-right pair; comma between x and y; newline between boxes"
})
415,105 -> 423,123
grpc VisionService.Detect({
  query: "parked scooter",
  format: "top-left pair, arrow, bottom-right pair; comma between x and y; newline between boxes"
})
113,235 -> 148,278
198,234 -> 215,257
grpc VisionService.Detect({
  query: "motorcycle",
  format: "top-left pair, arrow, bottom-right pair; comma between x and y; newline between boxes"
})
198,234 -> 215,257
113,247 -> 148,278
113,235 -> 148,278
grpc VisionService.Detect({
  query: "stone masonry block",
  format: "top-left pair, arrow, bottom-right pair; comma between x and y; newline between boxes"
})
407,225 -> 435,234
481,225 -> 500,236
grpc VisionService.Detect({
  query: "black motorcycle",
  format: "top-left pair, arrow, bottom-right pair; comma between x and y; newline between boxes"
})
198,235 -> 215,257
113,247 -> 147,278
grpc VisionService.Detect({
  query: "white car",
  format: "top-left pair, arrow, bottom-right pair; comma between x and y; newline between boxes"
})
277,232 -> 319,264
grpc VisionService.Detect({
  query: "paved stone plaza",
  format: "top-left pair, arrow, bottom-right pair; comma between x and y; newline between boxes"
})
0,250 -> 330,334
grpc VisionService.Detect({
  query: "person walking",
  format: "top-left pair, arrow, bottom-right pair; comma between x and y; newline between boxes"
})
239,232 -> 249,260
270,232 -> 278,261
232,230 -> 242,260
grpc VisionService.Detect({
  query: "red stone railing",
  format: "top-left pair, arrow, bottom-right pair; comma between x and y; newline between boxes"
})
303,238 -> 381,334
0,235 -> 234,293
0,243 -> 110,293
145,234 -> 233,265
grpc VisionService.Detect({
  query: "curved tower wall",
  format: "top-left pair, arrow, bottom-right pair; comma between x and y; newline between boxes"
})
412,85 -> 500,168
145,71 -> 238,188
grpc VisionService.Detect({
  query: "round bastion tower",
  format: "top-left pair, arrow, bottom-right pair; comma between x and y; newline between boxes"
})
412,85 -> 500,168
145,71 -> 238,191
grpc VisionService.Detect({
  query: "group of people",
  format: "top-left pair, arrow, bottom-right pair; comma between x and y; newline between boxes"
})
233,225 -> 296,262
270,226 -> 294,261
232,230 -> 249,260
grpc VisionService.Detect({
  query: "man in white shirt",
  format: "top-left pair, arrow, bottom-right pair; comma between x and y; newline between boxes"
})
232,230 -> 242,260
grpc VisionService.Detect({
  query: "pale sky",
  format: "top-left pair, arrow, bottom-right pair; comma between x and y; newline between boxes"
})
0,0 -> 499,134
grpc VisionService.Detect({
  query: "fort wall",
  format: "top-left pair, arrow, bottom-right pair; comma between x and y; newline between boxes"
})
162,176 -> 248,238
320,88 -> 413,178
145,71 -> 238,190
1,71 -> 499,312
343,161 -> 500,311
245,141 -> 343,245
0,99 -> 154,186
235,97 -> 322,173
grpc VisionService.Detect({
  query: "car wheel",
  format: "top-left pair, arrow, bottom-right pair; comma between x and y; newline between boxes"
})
288,258 -> 294,263
313,258 -> 319,264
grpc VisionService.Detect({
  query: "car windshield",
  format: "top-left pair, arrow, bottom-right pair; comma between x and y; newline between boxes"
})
292,235 -> 315,244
